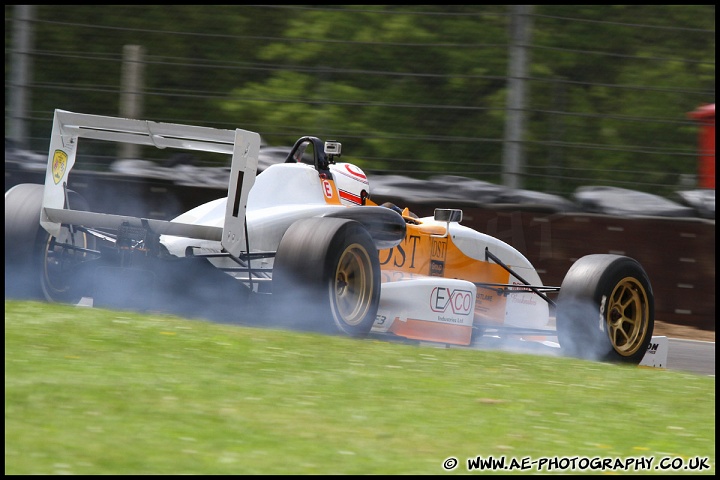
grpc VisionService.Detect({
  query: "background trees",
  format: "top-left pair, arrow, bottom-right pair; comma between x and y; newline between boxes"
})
5,5 -> 715,197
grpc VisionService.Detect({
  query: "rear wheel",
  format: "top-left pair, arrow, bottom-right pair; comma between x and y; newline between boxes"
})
556,254 -> 654,364
5,183 -> 95,303
272,217 -> 380,336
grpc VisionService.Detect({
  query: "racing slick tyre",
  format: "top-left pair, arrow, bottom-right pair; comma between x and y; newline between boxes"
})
272,217 -> 380,336
555,254 -> 654,364
5,183 -> 95,304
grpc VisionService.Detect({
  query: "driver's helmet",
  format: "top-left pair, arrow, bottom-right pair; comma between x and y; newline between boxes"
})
329,162 -> 370,206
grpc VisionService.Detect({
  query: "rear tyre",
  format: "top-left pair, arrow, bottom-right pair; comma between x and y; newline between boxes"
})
5,183 -> 95,303
556,254 -> 654,364
273,217 -> 380,336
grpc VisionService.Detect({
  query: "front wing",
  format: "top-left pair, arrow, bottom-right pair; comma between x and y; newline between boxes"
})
371,276 -> 668,368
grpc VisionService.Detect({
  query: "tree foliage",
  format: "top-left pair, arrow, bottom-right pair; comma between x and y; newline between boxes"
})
5,5 -> 715,197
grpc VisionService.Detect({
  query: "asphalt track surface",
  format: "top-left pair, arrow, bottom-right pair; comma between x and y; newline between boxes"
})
465,334 -> 715,377
666,338 -> 715,376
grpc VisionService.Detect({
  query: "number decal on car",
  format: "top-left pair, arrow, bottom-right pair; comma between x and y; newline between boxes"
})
322,179 -> 334,198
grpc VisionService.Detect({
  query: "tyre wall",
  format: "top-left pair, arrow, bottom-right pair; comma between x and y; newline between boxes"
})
5,166 -> 715,331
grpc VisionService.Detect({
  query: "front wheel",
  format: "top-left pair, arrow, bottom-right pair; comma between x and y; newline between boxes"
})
272,217 -> 380,336
555,254 -> 654,364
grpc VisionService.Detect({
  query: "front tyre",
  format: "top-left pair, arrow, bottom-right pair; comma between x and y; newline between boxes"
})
273,217 -> 380,336
556,254 -> 654,364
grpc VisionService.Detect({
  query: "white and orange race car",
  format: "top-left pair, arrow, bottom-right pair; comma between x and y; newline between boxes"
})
5,110 -> 666,367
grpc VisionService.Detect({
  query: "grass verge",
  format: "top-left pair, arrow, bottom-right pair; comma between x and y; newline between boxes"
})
5,300 -> 715,474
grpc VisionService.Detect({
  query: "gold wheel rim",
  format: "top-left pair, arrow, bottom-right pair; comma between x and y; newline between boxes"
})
334,244 -> 373,326
606,276 -> 649,357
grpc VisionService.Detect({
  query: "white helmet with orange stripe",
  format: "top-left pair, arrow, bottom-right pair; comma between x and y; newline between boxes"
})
329,162 -> 370,206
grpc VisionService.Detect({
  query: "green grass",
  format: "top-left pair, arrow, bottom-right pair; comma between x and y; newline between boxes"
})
5,300 -> 715,475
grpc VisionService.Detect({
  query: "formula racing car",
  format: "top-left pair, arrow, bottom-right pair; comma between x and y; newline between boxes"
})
5,110 -> 661,365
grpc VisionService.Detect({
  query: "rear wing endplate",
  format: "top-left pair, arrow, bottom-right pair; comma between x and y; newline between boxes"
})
40,109 -> 259,258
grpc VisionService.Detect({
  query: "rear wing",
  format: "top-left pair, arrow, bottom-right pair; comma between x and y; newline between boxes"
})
40,109 -> 260,258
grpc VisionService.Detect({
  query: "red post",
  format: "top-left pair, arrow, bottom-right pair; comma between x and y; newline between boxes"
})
688,103 -> 715,190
